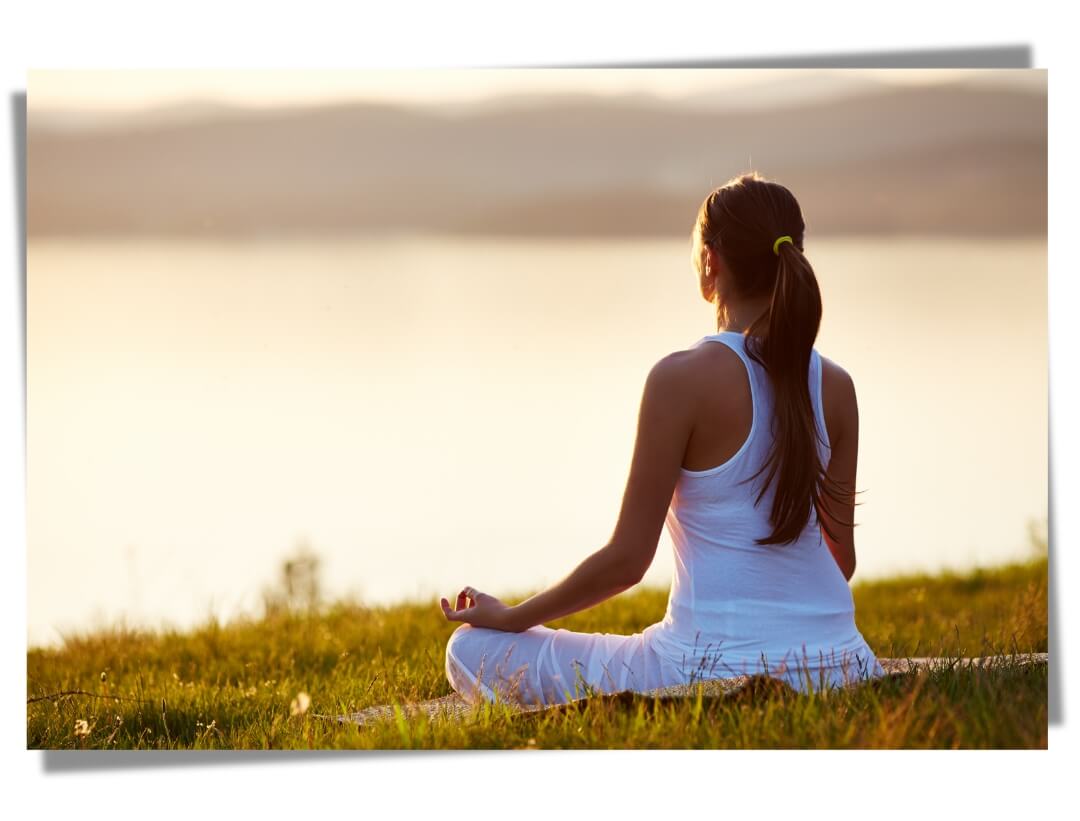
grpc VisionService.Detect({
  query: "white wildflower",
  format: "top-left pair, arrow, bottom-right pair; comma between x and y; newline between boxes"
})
290,691 -> 311,716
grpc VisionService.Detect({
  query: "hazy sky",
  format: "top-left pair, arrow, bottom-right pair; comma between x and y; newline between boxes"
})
29,68 -> 1044,113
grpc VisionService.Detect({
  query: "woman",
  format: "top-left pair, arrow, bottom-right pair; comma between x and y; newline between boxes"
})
440,171 -> 886,707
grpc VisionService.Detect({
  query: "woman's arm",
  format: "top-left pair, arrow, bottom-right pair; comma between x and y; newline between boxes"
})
818,359 -> 859,582
442,353 -> 695,632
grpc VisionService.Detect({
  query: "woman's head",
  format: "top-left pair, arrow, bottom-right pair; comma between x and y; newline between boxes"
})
691,170 -> 807,327
690,171 -> 853,547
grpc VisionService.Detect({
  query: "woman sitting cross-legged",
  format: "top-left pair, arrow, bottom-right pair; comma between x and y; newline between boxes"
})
440,171 -> 886,707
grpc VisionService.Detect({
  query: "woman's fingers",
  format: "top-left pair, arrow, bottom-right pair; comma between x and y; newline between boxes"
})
443,590 -> 476,620
459,586 -> 483,609
441,586 -> 489,623
440,597 -> 464,622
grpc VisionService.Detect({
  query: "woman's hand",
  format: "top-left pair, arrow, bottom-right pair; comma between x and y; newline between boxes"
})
440,586 -> 523,632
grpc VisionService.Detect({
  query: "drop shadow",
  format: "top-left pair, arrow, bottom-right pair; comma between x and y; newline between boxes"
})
12,91 -> 24,452
41,748 -> 494,772
522,43 -> 1032,69
1048,356 -> 1062,725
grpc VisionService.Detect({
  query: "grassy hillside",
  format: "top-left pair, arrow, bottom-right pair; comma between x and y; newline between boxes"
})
27,556 -> 1048,749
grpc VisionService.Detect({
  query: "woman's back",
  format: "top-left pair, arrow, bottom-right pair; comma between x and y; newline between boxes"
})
643,331 -> 885,689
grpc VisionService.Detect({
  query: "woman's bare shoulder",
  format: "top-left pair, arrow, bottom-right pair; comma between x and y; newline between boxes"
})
819,353 -> 858,441
642,342 -> 747,412
820,352 -> 851,383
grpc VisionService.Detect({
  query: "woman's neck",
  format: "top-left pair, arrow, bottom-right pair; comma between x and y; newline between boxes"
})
715,300 -> 770,335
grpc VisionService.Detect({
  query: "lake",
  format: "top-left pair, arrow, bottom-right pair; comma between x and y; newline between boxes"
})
26,234 -> 1048,647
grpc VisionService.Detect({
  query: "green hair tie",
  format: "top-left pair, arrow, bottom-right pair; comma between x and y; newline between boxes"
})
773,235 -> 794,256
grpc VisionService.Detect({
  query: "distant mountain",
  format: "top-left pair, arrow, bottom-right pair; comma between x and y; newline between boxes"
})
27,81 -> 1047,238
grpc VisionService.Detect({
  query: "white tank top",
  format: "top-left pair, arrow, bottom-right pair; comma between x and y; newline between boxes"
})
644,331 -> 884,686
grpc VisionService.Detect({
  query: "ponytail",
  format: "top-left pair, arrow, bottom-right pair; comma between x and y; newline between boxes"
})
696,171 -> 857,546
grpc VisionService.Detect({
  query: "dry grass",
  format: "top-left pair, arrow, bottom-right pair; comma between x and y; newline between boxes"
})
27,556 -> 1048,749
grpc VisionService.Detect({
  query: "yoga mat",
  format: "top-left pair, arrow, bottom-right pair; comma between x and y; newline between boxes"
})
316,652 -> 1049,727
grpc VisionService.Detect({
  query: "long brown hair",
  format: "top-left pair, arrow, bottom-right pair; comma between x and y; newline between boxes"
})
694,171 -> 856,546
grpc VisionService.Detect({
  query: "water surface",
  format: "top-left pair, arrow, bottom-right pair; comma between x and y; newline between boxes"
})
27,235 -> 1047,646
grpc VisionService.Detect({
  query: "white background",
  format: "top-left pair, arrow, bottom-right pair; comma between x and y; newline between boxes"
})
2,1 -> 1073,817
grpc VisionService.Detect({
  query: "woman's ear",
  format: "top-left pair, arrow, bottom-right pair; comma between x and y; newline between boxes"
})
704,241 -> 721,277
702,243 -> 719,294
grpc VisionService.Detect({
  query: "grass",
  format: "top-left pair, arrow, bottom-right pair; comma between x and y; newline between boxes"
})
26,555 -> 1048,750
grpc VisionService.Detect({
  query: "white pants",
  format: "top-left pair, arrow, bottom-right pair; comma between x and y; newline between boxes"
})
444,623 -> 886,706
444,623 -> 694,706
